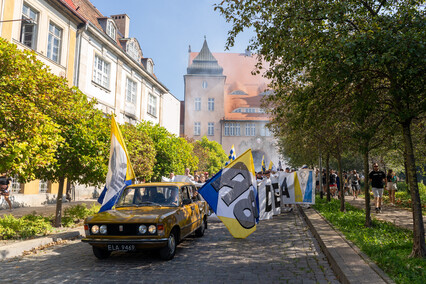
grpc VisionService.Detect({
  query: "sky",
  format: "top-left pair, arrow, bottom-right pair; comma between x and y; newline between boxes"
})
89,0 -> 254,101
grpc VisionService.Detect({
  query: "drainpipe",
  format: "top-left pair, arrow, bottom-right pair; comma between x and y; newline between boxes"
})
73,23 -> 87,87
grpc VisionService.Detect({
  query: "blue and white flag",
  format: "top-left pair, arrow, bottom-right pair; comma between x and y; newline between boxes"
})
225,144 -> 236,166
200,149 -> 259,238
98,116 -> 135,212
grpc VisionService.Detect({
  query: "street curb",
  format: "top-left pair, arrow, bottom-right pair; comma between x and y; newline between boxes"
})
0,227 -> 84,261
299,205 -> 395,284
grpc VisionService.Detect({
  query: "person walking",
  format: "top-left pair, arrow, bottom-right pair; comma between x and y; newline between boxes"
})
386,169 -> 397,205
350,170 -> 360,200
369,163 -> 386,213
0,175 -> 13,211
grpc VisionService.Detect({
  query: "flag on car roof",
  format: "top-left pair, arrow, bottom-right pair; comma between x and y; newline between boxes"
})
98,115 -> 135,212
199,149 -> 259,239
224,144 -> 236,166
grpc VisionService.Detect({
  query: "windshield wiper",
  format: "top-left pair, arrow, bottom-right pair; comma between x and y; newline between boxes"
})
136,201 -> 162,207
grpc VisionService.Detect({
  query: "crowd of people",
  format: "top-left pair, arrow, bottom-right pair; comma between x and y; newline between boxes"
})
315,163 -> 398,214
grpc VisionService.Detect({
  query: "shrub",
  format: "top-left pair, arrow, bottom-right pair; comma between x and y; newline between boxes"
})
0,214 -> 52,240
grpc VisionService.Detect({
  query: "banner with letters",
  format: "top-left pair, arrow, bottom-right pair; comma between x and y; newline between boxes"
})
258,174 -> 281,219
279,170 -> 315,205
199,149 -> 259,239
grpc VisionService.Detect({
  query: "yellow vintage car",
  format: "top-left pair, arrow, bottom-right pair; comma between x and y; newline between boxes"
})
82,182 -> 208,260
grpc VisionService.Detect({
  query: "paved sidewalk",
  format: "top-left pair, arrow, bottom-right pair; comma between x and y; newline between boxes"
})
345,196 -> 425,232
300,206 -> 393,284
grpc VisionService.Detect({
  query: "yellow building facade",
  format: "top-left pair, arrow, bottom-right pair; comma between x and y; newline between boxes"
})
0,0 -> 85,198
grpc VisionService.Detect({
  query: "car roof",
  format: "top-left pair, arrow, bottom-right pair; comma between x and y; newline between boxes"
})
126,182 -> 194,188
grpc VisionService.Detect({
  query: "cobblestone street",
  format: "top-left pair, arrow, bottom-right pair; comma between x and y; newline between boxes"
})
1,207 -> 338,284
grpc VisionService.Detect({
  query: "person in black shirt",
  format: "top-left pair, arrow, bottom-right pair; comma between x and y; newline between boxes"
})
369,163 -> 386,213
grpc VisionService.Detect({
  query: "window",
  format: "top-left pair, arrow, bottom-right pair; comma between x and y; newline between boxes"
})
246,123 -> 256,136
230,90 -> 248,95
127,42 -> 139,61
194,122 -> 201,136
148,93 -> 157,116
93,55 -> 110,88
202,81 -> 208,89
106,20 -> 116,39
208,98 -> 214,111
224,123 -> 240,136
20,4 -> 38,49
195,98 -> 201,111
126,78 -> 137,104
10,176 -> 21,194
39,180 -> 48,193
47,22 -> 62,63
208,122 -> 214,136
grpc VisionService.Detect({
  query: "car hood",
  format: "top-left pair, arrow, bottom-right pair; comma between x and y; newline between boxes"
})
86,207 -> 179,224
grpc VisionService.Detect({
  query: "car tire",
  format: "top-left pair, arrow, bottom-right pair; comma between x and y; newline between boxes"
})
195,217 -> 207,237
159,230 -> 177,260
92,246 -> 111,259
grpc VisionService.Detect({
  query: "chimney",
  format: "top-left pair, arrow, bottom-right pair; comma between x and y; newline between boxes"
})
111,14 -> 130,38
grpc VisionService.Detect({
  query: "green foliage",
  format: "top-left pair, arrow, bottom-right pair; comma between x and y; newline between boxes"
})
0,38 -> 62,180
137,121 -> 197,181
0,214 -> 52,239
314,197 -> 425,283
121,123 -> 156,181
191,136 -> 227,175
62,203 -> 101,227
0,38 -> 110,186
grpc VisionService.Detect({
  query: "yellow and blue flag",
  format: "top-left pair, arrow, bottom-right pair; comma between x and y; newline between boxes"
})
98,116 -> 135,212
224,144 -> 236,166
199,149 -> 259,238
261,155 -> 266,172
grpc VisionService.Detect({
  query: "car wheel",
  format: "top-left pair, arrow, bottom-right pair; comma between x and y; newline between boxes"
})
195,217 -> 207,237
92,246 -> 111,259
159,230 -> 177,260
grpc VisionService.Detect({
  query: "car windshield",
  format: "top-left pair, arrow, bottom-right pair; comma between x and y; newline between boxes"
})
116,186 -> 180,207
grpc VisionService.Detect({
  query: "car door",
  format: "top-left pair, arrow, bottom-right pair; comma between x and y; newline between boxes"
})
180,186 -> 195,237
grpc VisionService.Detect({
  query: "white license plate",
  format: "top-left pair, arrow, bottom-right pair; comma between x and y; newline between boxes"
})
107,244 -> 136,251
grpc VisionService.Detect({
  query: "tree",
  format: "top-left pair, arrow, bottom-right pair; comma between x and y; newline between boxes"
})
191,136 -> 227,175
217,0 -> 425,256
137,121 -> 198,181
121,123 -> 156,181
0,38 -> 62,180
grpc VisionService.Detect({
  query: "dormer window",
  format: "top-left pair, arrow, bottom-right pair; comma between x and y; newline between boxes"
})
106,20 -> 116,39
127,41 -> 139,61
147,61 -> 153,74
230,90 -> 248,95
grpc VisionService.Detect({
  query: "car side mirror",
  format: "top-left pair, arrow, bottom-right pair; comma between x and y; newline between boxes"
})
182,199 -> 192,205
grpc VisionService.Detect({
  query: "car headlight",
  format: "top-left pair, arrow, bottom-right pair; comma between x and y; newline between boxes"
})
99,225 -> 107,235
91,225 -> 99,234
138,225 -> 147,234
148,225 -> 156,234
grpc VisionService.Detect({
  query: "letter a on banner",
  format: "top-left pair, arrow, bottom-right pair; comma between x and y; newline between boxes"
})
199,149 -> 259,238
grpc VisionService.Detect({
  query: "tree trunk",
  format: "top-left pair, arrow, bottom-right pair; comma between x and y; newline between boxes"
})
404,151 -> 410,193
54,177 -> 65,227
363,150 -> 371,227
326,153 -> 330,202
337,152 -> 345,212
401,121 -> 426,258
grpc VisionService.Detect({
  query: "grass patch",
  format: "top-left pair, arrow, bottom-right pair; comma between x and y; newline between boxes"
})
313,197 -> 425,284
0,203 -> 100,240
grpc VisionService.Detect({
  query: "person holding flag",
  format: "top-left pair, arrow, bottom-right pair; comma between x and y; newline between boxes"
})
225,145 -> 236,166
97,116 -> 135,212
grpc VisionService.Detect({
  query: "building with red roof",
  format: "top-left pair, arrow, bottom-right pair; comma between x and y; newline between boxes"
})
183,39 -> 279,170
